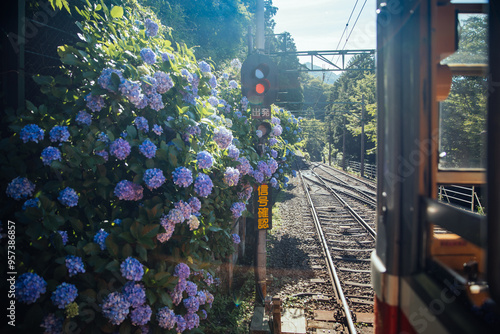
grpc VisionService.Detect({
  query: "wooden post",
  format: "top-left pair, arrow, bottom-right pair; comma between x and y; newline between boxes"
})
361,94 -> 365,177
272,297 -> 281,334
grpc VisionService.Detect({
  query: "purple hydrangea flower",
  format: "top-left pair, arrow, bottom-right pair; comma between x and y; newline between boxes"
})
41,146 -> 62,166
185,281 -> 198,297
55,230 -> 68,245
20,124 -> 44,143
49,126 -> 70,143
15,272 -> 47,304
162,52 -> 175,62
139,139 -> 157,159
157,221 -> 175,243
230,202 -> 246,219
140,48 -> 156,65
58,187 -> 78,207
98,68 -> 123,91
152,124 -> 163,135
163,208 -> 185,226
188,197 -> 201,213
123,281 -> 146,307
131,305 -> 152,326
269,138 -> 278,146
85,93 -> 105,112
268,158 -> 279,174
174,263 -> 190,279
253,170 -> 264,183
176,315 -> 187,332
143,168 -> 166,190
40,314 -> 63,334
181,69 -> 193,83
51,282 -> 78,309
154,71 -> 174,94
186,125 -> 201,137
114,180 -> 144,201
271,116 -> 280,125
65,255 -> 85,277
184,312 -> 200,330
120,257 -> 144,281
229,80 -> 238,89
76,110 -> 92,126
134,116 -> 149,132
272,125 -> 283,137
148,92 -> 164,111
232,233 -> 241,244
95,150 -> 109,162
196,290 -> 207,305
258,160 -> 272,178
142,75 -> 158,95
227,145 -> 240,159
196,151 -> 214,169
198,61 -> 211,73
6,177 -> 35,200
213,126 -> 233,149
194,173 -> 213,197
94,228 -> 109,250
224,167 -> 240,186
119,80 -> 142,105
157,307 -> 176,329
236,157 -> 252,176
145,18 -> 159,37
101,292 -> 130,325
110,138 -> 131,160
175,200 -> 192,221
209,75 -> 217,89
207,96 -> 218,107
172,167 -> 193,188
200,309 -> 208,320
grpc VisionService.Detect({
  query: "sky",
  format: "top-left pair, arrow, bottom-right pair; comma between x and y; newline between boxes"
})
272,0 -> 377,68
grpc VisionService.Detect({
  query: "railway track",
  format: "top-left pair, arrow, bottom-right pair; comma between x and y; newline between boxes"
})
298,162 -> 376,333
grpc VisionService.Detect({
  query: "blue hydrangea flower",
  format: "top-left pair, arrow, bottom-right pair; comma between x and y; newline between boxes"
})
41,146 -> 62,166
20,124 -> 45,143
114,219 -> 122,225
97,132 -> 110,144
292,170 -> 297,177
161,52 -> 174,62
183,296 -> 200,313
123,281 -> 146,307
271,149 -> 278,159
138,139 -> 157,159
207,96 -> 218,107
269,137 -> 278,146
148,92 -> 164,111
196,290 -> 207,305
84,93 -> 105,112
95,150 -> 109,162
268,158 -> 279,174
55,230 -> 68,245
40,313 -> 63,334
98,68 -> 124,91
227,145 -> 240,160
131,304 -> 152,326
186,125 -> 201,136
172,167 -> 193,188
119,80 -> 142,105
213,126 -> 233,149
152,124 -> 163,135
184,312 -> 200,330
194,173 -> 213,197
174,263 -> 190,279
209,75 -> 217,89
185,281 -> 197,297
253,170 -> 264,183
181,69 -> 193,83
114,180 -> 144,201
15,272 -> 47,304
94,228 -> 109,250
236,157 -> 252,176
230,202 -> 246,219
271,116 -> 280,125
272,125 -> 283,137
101,292 -> 131,325
51,282 -> 78,309
188,197 -> 201,213
140,48 -> 156,65
154,71 -> 174,93
58,187 -> 78,207
232,233 -> 241,244
143,168 -> 166,190
257,161 -> 272,178
76,110 -> 92,126
110,138 -> 131,160
157,307 -> 176,329
145,18 -> 159,37
196,151 -> 214,169
65,255 -> 85,277
175,200 -> 192,221
271,177 -> 278,188
134,116 -> 149,132
49,126 -> 70,143
229,80 -> 238,89
120,257 -> 144,281
224,167 -> 240,187
176,315 -> 187,332
141,75 -> 158,96
22,198 -> 39,210
198,61 -> 211,73
241,96 -> 249,110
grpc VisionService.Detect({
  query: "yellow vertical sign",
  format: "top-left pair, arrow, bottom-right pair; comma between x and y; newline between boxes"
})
256,184 -> 271,229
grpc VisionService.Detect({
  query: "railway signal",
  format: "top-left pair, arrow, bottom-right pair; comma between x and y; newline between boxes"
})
241,53 -> 278,119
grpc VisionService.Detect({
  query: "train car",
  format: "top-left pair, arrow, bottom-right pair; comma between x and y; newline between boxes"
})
372,0 -> 499,333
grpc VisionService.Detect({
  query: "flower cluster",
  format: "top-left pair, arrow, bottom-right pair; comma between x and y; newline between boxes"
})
145,18 -> 158,37
15,272 -> 47,304
230,202 -> 246,218
172,167 -> 193,188
58,187 -> 79,207
194,173 -> 213,197
134,116 -> 149,132
120,257 -> 144,281
98,68 -> 124,91
40,314 -> 63,334
6,177 -> 35,200
85,93 -> 105,112
140,48 -> 156,65
213,126 -> 233,149
110,138 -> 131,160
232,233 -> 241,244
51,282 -> 78,309
223,167 -> 240,186
66,255 -> 85,277
157,307 -> 176,329
174,263 -> 190,279
196,151 -> 214,169
227,145 -> 239,159
20,124 -> 45,143
131,304 -> 152,326
94,228 -> 109,250
143,168 -> 166,190
76,110 -> 92,126
101,292 -> 131,325
154,71 -> 174,93
188,197 -> 201,213
123,281 -> 146,307
139,139 -> 157,159
114,180 -> 144,201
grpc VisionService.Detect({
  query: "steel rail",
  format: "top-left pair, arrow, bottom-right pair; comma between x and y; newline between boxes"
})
318,163 -> 377,191
298,170 -> 358,334
310,169 -> 377,239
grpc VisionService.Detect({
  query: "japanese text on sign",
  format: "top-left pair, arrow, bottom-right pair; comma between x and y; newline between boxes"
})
256,184 -> 272,229
251,106 -> 271,120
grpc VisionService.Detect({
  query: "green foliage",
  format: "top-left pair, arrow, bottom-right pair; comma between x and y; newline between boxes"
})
1,0 -> 302,332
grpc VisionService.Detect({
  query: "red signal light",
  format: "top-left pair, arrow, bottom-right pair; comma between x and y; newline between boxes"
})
256,83 -> 266,94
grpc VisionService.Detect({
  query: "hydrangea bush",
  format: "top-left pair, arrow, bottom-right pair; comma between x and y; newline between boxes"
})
0,1 -> 302,333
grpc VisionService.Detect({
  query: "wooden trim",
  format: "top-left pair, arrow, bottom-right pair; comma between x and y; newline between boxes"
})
436,170 -> 486,185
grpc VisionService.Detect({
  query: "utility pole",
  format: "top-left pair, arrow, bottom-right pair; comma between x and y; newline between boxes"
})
360,95 -> 365,178
255,0 -> 265,52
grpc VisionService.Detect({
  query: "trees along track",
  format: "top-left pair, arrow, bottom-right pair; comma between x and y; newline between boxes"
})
298,164 -> 376,334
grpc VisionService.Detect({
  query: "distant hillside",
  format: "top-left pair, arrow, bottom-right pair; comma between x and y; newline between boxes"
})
301,62 -> 339,84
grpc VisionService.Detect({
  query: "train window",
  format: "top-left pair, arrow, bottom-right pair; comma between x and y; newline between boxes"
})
438,13 -> 487,170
